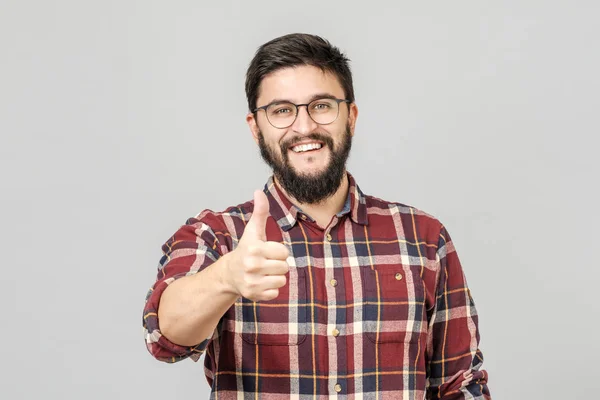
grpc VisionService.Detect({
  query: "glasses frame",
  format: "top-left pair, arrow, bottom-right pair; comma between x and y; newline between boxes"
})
253,97 -> 351,129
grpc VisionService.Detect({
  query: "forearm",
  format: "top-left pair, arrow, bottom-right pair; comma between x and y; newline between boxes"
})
157,251 -> 239,346
427,225 -> 491,399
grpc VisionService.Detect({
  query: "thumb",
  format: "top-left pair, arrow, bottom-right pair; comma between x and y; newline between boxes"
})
246,190 -> 270,241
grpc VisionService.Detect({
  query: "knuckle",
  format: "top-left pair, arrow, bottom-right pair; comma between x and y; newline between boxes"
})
243,256 -> 258,272
246,244 -> 258,256
243,275 -> 257,290
240,288 -> 251,298
242,274 -> 254,292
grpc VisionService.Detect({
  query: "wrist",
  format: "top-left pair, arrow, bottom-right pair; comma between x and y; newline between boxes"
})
216,252 -> 240,297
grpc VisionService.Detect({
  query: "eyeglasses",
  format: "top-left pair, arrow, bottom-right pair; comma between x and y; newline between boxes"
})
253,97 -> 351,129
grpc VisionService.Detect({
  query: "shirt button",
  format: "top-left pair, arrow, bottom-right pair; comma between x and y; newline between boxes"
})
334,383 -> 342,393
395,272 -> 403,280
332,328 -> 340,337
326,233 -> 332,241
300,214 -> 307,220
330,279 -> 338,287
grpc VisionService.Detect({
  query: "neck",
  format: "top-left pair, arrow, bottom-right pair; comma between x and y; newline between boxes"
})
275,172 -> 350,229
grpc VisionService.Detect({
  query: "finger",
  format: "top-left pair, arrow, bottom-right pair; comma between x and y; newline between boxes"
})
246,277 -> 286,301
246,274 -> 286,290
261,275 -> 287,290
259,259 -> 289,276
259,288 -> 281,302
261,241 -> 290,260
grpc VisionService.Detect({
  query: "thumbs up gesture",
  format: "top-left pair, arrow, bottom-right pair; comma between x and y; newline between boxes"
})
225,190 -> 290,302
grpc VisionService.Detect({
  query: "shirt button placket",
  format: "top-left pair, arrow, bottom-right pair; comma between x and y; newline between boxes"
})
325,228 -> 343,395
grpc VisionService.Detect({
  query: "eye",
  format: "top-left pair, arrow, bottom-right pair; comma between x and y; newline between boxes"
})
271,105 -> 294,115
311,101 -> 332,111
268,103 -> 296,117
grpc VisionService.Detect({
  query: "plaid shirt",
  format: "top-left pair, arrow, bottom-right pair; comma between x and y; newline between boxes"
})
143,173 -> 491,399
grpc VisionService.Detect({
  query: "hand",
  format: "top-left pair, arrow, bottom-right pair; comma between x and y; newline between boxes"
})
225,190 -> 290,302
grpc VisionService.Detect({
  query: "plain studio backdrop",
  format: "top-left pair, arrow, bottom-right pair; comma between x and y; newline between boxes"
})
1,1 -> 598,399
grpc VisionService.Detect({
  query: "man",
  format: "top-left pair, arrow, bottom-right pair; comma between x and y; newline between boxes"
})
143,33 -> 491,399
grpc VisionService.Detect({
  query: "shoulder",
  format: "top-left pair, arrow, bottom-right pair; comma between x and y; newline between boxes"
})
183,198 -> 255,233
363,193 -> 445,245
162,199 -> 254,255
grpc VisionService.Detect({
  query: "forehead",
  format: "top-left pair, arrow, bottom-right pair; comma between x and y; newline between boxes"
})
257,65 -> 345,104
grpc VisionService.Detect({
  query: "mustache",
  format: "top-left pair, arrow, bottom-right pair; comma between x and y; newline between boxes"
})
280,133 -> 334,152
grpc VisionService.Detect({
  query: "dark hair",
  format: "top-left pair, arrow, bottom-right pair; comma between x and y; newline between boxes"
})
245,33 -> 354,112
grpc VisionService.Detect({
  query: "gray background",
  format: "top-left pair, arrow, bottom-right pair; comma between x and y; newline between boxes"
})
1,1 -> 598,399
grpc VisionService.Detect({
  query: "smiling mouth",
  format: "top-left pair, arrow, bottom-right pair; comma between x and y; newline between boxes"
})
289,142 -> 324,153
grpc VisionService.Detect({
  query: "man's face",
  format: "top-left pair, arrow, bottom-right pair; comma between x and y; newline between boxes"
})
247,65 -> 358,204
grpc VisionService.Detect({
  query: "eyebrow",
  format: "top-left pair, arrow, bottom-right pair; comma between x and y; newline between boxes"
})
266,93 -> 339,106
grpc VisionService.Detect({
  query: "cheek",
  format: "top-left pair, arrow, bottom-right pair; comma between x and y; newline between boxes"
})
328,125 -> 347,146
266,129 -> 293,150
263,133 -> 287,156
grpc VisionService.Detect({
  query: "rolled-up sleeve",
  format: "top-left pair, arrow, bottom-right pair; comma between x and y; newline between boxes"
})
142,211 -> 224,363
426,225 -> 491,399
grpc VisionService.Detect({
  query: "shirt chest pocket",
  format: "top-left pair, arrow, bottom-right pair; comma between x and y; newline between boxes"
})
360,265 -> 426,344
240,268 -> 308,346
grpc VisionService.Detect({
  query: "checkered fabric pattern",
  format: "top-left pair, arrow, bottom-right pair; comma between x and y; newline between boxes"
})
143,173 -> 491,399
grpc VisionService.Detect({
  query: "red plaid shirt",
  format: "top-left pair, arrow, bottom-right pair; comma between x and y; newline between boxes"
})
143,173 -> 491,399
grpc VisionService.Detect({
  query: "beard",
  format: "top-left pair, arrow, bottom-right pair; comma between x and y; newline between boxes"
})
258,123 -> 353,205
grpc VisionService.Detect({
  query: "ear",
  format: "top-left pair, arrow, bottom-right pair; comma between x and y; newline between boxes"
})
348,102 -> 359,136
246,112 -> 260,145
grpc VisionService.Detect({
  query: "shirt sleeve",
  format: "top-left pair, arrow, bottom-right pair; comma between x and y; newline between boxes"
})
425,225 -> 491,399
142,211 -> 225,363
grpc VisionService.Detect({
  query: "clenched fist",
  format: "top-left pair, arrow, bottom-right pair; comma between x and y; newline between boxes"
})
225,190 -> 290,302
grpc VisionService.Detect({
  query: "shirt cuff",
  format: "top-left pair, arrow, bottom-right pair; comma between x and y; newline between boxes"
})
143,272 -> 211,363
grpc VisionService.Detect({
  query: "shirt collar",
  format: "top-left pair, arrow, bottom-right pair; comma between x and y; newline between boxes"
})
263,172 -> 369,231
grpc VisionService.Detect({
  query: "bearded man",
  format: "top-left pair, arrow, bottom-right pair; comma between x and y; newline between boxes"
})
143,33 -> 491,400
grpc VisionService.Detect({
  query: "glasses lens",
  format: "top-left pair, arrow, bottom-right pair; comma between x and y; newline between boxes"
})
266,102 -> 297,128
308,99 -> 339,125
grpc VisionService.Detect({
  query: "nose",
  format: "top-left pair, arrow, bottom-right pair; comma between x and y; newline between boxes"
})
290,105 -> 318,135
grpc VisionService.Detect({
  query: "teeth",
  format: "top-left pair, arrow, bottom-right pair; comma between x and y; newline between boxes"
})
292,143 -> 323,153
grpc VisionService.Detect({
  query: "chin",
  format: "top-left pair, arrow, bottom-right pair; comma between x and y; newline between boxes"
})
291,158 -> 330,173
293,164 -> 329,177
